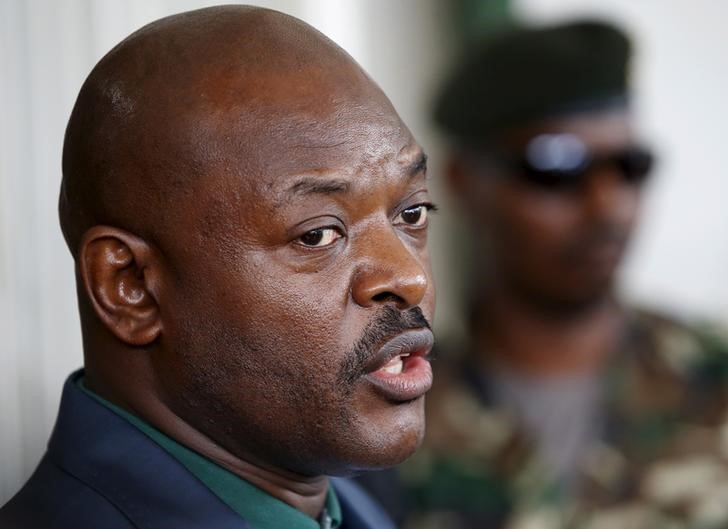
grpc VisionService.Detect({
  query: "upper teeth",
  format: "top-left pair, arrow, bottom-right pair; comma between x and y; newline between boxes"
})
381,354 -> 409,375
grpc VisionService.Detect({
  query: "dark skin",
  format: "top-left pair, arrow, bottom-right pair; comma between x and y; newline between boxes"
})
448,110 -> 643,376
60,6 -> 435,519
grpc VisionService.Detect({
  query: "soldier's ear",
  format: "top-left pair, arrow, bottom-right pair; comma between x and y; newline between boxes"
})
446,152 -> 501,218
78,226 -> 162,346
445,153 -> 487,202
445,154 -> 468,199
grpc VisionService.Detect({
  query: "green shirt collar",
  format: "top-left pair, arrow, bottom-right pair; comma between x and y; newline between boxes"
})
78,377 -> 342,529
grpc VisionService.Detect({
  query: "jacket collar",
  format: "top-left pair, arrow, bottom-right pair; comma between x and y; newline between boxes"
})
48,370 -> 250,529
48,371 -> 395,529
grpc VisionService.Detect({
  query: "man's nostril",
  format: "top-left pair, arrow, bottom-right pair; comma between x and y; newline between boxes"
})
372,292 -> 402,304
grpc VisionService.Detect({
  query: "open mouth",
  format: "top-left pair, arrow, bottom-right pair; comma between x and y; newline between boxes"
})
378,354 -> 410,375
364,329 -> 434,402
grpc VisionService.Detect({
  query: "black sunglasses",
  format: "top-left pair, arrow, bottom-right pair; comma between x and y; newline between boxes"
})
488,133 -> 655,190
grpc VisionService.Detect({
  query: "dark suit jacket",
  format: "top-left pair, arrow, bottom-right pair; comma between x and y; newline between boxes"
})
0,372 -> 397,529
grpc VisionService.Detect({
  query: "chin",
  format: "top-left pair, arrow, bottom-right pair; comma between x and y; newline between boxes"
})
325,397 -> 426,477
568,277 -> 614,305
330,436 -> 423,477
359,398 -> 426,469
533,273 -> 614,313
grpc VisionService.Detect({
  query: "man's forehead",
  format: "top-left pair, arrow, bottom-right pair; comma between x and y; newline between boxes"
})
184,60 -> 407,154
212,96 -> 420,187
266,139 -> 426,205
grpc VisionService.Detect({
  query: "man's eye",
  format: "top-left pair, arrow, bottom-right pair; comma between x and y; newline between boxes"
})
395,204 -> 432,227
298,228 -> 341,247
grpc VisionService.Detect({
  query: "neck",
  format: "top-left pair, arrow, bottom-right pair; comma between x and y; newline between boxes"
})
472,284 -> 625,377
179,430 -> 330,519
84,370 -> 329,519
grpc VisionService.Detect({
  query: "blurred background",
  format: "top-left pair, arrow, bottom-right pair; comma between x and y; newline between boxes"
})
1,0 -> 727,505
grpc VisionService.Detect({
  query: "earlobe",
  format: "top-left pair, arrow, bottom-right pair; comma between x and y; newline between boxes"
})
79,226 -> 162,346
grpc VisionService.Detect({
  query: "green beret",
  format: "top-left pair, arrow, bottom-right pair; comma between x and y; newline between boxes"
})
434,20 -> 631,141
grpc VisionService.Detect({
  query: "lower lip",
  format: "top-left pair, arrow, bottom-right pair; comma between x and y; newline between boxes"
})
364,355 -> 433,402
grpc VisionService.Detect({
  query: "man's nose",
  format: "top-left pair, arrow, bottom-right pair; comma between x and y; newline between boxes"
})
584,165 -> 640,223
350,225 -> 429,310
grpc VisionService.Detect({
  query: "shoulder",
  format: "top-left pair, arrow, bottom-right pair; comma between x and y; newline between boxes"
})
609,307 -> 728,471
0,455 -> 135,529
3,372 -> 251,529
628,306 -> 728,379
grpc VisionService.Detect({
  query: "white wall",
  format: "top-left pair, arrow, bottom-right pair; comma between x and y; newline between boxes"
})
0,0 -> 454,504
514,0 -> 728,320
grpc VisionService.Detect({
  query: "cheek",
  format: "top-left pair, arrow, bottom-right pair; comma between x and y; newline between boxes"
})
223,261 -> 351,364
164,256 -> 359,424
162,249 -> 352,380
618,188 -> 643,227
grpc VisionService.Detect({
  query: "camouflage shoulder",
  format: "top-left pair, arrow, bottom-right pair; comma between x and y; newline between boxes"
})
629,306 -> 728,377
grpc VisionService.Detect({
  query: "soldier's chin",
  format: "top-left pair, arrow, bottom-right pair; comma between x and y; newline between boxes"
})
533,274 -> 616,315
566,276 -> 615,307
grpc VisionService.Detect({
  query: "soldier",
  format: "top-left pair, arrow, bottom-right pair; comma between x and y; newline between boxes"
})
390,20 -> 728,529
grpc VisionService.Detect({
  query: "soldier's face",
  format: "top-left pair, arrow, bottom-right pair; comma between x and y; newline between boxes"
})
461,110 -> 645,309
150,84 -> 436,476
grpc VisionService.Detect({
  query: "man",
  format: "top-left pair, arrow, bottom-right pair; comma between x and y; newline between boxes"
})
0,6 -> 436,529
381,20 -> 728,529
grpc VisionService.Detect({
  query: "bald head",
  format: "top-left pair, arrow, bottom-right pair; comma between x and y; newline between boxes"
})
60,5 -> 393,256
57,4 -> 434,485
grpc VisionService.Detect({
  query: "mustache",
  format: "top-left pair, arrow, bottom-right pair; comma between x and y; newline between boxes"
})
562,222 -> 630,261
337,306 -> 431,388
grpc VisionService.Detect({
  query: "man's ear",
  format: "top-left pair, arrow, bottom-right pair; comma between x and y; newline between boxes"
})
78,226 -> 162,346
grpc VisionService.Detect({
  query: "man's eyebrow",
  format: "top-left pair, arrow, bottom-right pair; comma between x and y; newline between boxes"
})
278,153 -> 426,206
280,177 -> 351,203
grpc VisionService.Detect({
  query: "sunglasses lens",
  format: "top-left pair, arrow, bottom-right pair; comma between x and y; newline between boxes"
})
487,135 -> 655,191
619,147 -> 654,183
520,168 -> 582,189
519,133 -> 589,189
518,145 -> 654,190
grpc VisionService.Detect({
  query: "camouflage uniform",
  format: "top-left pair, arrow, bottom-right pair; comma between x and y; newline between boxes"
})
401,309 -> 728,529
